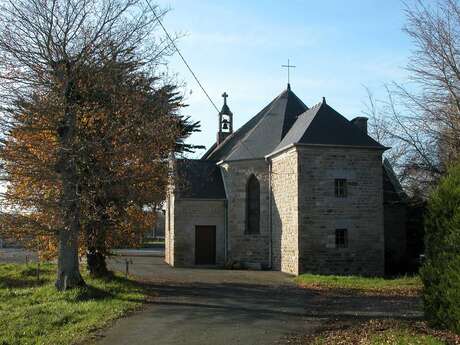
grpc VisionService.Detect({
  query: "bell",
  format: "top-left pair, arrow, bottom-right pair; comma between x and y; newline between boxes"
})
222,119 -> 229,130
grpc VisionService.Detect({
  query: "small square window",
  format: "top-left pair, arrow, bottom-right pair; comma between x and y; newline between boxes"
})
335,179 -> 347,197
335,229 -> 348,248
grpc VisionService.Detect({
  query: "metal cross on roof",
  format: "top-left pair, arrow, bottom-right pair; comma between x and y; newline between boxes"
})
222,92 -> 228,104
282,59 -> 296,85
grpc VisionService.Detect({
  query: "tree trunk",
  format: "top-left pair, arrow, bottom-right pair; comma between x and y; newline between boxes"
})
85,194 -> 111,278
54,67 -> 86,290
55,166 -> 86,290
56,225 -> 85,290
86,248 -> 109,277
85,214 -> 110,278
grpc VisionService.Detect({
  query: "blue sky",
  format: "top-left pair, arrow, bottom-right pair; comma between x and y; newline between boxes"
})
156,0 -> 413,157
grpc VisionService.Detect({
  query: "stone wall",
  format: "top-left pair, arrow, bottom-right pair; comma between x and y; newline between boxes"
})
296,146 -> 385,276
166,197 -> 226,267
270,148 -> 299,275
166,145 -> 385,276
220,159 -> 270,268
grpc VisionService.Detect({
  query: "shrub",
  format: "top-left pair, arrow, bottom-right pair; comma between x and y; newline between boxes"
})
420,162 -> 460,334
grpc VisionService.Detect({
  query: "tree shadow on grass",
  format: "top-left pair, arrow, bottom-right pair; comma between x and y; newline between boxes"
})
0,267 -> 53,289
73,284 -> 115,302
108,274 -> 154,293
70,273 -> 150,303
0,276 -> 48,289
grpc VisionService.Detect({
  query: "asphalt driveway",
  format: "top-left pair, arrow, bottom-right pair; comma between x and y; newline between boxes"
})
94,256 -> 422,345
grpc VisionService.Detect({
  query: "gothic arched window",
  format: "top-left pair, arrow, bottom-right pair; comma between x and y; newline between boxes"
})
246,174 -> 260,234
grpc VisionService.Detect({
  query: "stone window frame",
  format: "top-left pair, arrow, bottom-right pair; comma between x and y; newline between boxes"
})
335,228 -> 348,248
334,178 -> 348,198
245,174 -> 260,235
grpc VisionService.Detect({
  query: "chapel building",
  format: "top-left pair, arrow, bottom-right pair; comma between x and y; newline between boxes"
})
165,85 -> 406,276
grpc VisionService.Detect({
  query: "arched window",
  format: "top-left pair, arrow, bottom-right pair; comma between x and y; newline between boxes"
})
246,174 -> 260,234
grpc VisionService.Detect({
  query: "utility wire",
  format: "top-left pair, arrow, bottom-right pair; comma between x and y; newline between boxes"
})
145,0 -> 220,113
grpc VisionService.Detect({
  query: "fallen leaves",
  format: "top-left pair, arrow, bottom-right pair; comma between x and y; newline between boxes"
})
298,282 -> 422,297
286,319 -> 460,345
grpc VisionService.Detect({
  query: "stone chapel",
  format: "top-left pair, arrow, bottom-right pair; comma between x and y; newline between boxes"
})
165,85 -> 406,276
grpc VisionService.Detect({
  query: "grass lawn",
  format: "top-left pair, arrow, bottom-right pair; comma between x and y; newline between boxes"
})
0,263 -> 148,345
295,273 -> 422,296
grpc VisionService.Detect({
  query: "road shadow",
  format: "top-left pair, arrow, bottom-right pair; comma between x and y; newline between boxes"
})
141,281 -> 422,324
96,256 -> 424,345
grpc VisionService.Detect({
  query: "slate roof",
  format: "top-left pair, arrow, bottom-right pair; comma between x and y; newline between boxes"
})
272,99 -> 386,154
202,86 -> 308,161
180,86 -> 397,202
175,159 -> 226,199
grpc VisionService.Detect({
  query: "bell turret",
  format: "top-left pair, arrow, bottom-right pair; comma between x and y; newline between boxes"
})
217,92 -> 233,145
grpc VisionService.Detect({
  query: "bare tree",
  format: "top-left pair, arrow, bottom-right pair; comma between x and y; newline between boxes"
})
0,0 -> 173,290
363,0 -> 460,194
363,87 -> 407,166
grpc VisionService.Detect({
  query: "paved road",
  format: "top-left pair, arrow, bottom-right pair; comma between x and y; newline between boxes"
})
94,256 -> 422,345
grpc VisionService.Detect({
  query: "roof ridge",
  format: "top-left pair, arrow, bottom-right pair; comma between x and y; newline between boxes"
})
204,87 -> 296,160
177,158 -> 210,161
309,100 -> 323,111
224,89 -> 291,160
295,99 -> 322,120
204,92 -> 283,158
270,99 -> 386,156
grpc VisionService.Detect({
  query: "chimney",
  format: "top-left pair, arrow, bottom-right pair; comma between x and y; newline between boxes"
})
351,116 -> 368,135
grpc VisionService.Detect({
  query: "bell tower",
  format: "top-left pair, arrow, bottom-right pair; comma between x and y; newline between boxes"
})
217,92 -> 233,145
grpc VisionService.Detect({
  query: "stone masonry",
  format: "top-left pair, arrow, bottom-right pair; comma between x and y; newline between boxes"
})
220,159 -> 270,268
269,145 -> 384,276
271,148 -> 299,275
166,144 -> 385,275
165,197 -> 226,267
296,146 -> 384,276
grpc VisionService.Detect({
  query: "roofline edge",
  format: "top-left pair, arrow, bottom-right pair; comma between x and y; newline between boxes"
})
175,197 -> 227,201
266,143 -> 389,159
216,157 -> 267,165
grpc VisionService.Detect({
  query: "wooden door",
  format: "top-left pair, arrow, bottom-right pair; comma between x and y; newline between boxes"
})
195,226 -> 216,265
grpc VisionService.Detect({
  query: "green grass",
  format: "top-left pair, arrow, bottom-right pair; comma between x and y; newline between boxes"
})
0,263 -> 147,345
295,273 -> 422,296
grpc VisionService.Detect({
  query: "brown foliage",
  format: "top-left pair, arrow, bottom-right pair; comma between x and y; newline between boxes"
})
0,62 -> 195,263
0,0 -> 199,287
